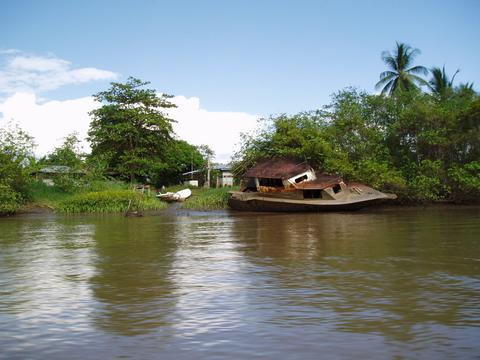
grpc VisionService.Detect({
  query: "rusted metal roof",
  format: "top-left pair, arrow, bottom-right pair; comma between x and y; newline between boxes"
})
293,175 -> 342,189
245,158 -> 312,179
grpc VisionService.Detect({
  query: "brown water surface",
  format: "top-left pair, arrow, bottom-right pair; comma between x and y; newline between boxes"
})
0,206 -> 479,359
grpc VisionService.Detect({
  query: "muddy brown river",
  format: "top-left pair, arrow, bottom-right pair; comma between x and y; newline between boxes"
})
1,206 -> 479,359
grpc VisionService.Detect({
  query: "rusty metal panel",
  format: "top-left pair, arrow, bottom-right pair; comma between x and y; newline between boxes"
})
293,175 -> 341,190
245,158 -> 311,179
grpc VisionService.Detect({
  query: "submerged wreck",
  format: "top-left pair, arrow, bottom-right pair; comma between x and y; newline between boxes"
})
228,159 -> 396,212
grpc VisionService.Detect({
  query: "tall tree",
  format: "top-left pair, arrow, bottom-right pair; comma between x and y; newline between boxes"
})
375,42 -> 429,96
45,132 -> 84,169
429,66 -> 459,97
88,77 -> 176,182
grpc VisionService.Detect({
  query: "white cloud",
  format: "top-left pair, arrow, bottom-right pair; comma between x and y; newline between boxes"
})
0,51 -> 118,95
0,48 -> 21,55
0,92 -> 98,156
168,96 -> 259,163
0,93 -> 258,163
9,55 -> 70,72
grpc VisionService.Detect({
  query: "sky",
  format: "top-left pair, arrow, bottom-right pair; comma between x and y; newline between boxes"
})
1,0 -> 479,162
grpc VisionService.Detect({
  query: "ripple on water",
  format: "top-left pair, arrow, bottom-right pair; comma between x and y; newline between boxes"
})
0,208 -> 479,359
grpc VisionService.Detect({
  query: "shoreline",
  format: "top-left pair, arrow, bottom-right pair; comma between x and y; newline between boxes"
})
4,200 -> 479,218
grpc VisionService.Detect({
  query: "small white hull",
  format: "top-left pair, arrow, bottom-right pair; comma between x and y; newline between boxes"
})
157,188 -> 192,202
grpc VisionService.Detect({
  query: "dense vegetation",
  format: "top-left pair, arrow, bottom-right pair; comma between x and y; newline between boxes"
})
180,186 -> 236,210
88,77 -> 208,185
0,124 -> 36,215
233,43 -> 479,202
58,189 -> 165,213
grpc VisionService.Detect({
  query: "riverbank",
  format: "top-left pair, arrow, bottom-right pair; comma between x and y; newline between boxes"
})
19,180 -> 166,214
8,180 -> 477,217
13,181 -> 237,215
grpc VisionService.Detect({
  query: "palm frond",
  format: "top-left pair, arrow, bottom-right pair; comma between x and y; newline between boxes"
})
407,65 -> 428,76
380,79 -> 395,95
375,73 -> 396,90
449,69 -> 460,87
381,52 -> 398,71
379,71 -> 397,79
388,78 -> 399,96
409,74 -> 430,87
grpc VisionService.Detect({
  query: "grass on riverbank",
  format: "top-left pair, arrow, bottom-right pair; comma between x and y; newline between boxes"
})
165,185 -> 238,210
58,189 -> 166,213
24,180 -> 235,214
27,180 -> 166,213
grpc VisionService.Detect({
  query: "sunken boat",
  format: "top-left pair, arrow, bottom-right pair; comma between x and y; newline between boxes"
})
228,159 -> 397,212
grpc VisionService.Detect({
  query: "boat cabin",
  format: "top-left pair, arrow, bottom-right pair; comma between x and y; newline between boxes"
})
229,158 -> 396,212
240,158 -> 347,200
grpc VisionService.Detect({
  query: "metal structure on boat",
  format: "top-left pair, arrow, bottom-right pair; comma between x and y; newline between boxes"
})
228,159 -> 396,212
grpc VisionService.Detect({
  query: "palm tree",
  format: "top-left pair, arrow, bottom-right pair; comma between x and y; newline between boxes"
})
375,42 -> 429,96
456,82 -> 475,94
429,66 -> 459,96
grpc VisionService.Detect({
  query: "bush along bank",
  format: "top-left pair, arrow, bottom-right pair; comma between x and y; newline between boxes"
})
57,189 -> 166,213
180,187 -> 234,210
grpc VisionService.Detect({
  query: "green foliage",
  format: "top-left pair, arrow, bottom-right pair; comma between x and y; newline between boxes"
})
0,183 -> 21,215
27,179 -> 132,210
352,159 -> 406,191
408,160 -> 445,201
157,140 -> 206,186
87,77 -> 211,186
429,66 -> 459,98
375,42 -> 429,96
0,123 -> 36,210
52,174 -> 81,193
181,187 -> 236,210
234,87 -> 480,203
448,161 -> 480,202
58,189 -> 166,213
44,132 -> 84,170
88,77 -> 176,182
27,180 -> 72,208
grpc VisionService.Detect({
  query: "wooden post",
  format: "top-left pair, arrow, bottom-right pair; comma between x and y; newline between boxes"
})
204,158 -> 211,188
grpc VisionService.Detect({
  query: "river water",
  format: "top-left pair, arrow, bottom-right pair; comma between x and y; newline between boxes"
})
0,206 -> 479,359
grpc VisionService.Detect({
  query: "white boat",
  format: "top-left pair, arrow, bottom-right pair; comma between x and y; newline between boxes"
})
156,188 -> 192,202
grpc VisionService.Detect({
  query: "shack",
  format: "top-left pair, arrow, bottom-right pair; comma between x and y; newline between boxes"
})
215,165 -> 234,187
33,165 -> 84,186
181,165 -> 234,188
242,158 -> 316,192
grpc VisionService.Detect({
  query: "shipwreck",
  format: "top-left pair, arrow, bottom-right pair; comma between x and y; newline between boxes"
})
228,158 -> 397,212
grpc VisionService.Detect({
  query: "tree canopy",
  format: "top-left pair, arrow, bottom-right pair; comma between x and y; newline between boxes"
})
43,132 -> 84,170
88,77 -> 178,183
233,87 -> 480,202
429,66 -> 460,97
88,77 -> 209,185
0,123 -> 36,214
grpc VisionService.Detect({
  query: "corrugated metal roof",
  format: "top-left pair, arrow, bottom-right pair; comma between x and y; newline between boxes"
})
38,165 -> 71,174
245,158 -> 312,179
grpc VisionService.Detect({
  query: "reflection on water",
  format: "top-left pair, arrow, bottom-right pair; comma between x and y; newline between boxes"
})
88,216 -> 178,336
0,207 -> 479,359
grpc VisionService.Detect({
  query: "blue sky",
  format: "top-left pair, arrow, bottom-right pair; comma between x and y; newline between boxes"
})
1,0 -> 479,161
2,0 -> 479,114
